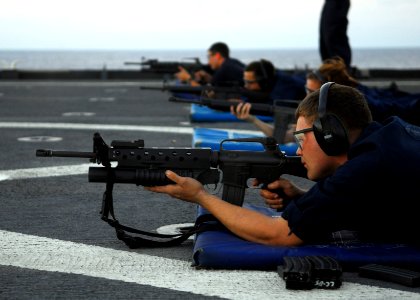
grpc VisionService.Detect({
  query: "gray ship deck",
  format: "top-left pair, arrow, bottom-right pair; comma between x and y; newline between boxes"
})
0,79 -> 419,299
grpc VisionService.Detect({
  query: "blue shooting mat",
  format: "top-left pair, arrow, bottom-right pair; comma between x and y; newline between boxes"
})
190,104 -> 274,123
192,127 -> 298,156
192,204 -> 420,271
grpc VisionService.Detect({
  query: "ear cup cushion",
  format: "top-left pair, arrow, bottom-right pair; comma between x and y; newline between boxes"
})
313,114 -> 349,156
257,61 -> 268,89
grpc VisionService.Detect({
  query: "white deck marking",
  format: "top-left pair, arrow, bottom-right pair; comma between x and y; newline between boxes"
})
0,121 -> 262,135
0,164 -> 91,181
88,97 -> 116,102
62,112 -> 96,117
18,136 -> 63,142
0,121 -> 193,134
1,230 -> 417,299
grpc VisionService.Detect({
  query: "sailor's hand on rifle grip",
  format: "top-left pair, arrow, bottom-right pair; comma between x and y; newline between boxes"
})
174,66 -> 191,82
260,182 -> 286,210
230,102 -> 253,121
260,178 -> 304,211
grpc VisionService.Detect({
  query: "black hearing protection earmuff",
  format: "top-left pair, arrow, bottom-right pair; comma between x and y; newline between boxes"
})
312,82 -> 350,156
256,60 -> 271,90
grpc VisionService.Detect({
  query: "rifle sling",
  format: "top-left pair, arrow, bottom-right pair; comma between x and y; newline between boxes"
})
100,173 -> 223,248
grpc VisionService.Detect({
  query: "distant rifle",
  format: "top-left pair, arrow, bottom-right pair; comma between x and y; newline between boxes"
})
169,96 -> 298,116
169,96 -> 299,142
36,132 -> 306,247
140,84 -> 272,103
125,57 -> 212,75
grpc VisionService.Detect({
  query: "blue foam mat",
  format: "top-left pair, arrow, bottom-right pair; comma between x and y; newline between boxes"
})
192,127 -> 298,156
192,204 -> 420,270
190,104 -> 274,123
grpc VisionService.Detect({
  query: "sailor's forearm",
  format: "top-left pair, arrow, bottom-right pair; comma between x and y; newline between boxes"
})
196,193 -> 301,246
248,116 -> 274,137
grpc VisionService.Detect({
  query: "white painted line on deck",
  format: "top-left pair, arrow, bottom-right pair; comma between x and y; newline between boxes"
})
0,230 -> 417,300
0,122 -> 193,134
62,112 -> 96,117
0,164 -> 91,181
0,122 -> 262,136
88,97 -> 116,102
18,136 -> 63,142
0,81 -> 146,87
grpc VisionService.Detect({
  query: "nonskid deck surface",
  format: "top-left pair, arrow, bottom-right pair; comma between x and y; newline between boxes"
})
0,80 -> 419,299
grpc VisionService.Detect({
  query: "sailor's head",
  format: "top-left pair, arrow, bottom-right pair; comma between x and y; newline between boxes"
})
207,42 -> 229,70
306,56 -> 357,95
243,59 -> 276,92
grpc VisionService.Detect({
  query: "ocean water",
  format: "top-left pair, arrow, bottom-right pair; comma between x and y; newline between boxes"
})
1,48 -> 420,70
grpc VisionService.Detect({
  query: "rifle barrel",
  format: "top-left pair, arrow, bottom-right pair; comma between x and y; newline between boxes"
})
168,96 -> 202,104
139,85 -> 205,94
124,62 -> 143,65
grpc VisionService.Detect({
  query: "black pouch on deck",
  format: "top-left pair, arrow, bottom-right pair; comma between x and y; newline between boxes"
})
279,255 -> 343,290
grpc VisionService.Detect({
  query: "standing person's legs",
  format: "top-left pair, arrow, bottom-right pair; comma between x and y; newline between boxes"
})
319,0 -> 351,67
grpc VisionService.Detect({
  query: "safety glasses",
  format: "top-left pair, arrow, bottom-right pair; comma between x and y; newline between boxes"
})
293,127 -> 313,149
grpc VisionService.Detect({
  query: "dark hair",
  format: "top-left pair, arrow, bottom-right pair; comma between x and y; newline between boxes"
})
296,83 -> 372,131
317,56 -> 358,87
245,59 -> 276,91
306,69 -> 327,83
208,42 -> 230,58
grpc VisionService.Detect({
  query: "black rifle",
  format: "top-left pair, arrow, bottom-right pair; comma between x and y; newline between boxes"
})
141,84 -> 273,103
125,57 -> 212,75
169,96 -> 299,116
36,133 -> 306,247
169,96 -> 299,143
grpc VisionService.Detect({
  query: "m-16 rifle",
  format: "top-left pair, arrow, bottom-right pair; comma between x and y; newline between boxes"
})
125,57 -> 212,75
169,96 -> 300,143
140,84 -> 273,103
169,96 -> 299,116
36,132 -> 306,247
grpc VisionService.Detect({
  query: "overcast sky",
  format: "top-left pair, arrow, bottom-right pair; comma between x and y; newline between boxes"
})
1,0 -> 420,50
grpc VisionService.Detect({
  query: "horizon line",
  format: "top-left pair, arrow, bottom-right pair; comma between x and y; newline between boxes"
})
2,46 -> 420,51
